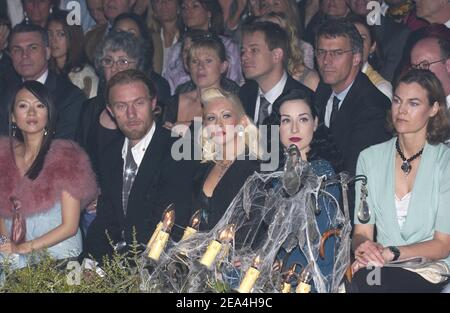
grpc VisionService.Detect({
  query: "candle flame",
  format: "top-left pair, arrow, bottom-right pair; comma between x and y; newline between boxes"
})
218,224 -> 235,243
162,205 -> 175,232
252,255 -> 262,269
284,264 -> 297,282
189,210 -> 201,230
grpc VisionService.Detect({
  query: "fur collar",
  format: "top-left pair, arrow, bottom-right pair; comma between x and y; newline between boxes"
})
0,137 -> 98,218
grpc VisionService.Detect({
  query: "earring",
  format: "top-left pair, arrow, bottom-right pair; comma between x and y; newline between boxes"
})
12,123 -> 17,137
208,17 -> 211,30
237,125 -> 244,137
49,7 -> 53,14
44,128 -> 48,136
24,12 -> 29,24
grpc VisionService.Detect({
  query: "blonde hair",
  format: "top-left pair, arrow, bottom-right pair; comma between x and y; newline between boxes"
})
200,88 -> 263,162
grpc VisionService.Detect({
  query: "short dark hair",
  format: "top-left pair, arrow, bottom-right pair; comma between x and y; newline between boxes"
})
9,23 -> 49,48
9,81 -> 56,180
315,18 -> 363,56
389,69 -> 450,145
242,21 -> 290,67
106,69 -> 157,105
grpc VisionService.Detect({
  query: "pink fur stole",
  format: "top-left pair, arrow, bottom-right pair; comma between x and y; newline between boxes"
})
0,137 -> 98,218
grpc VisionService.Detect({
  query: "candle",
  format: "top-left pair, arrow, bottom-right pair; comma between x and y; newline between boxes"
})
281,264 -> 297,293
237,255 -> 262,293
148,206 -> 175,261
199,224 -> 235,269
181,210 -> 201,241
295,263 -> 313,293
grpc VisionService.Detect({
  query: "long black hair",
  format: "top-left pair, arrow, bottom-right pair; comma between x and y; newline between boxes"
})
267,89 -> 344,172
9,81 -> 56,180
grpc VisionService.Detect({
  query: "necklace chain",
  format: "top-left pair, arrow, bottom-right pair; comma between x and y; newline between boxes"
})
395,138 -> 424,175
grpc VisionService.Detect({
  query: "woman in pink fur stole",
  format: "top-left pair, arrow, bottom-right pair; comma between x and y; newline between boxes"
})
0,81 -> 97,269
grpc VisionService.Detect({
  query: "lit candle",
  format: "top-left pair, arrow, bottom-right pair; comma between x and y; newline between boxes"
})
181,210 -> 201,241
148,206 -> 176,261
295,263 -> 314,293
281,264 -> 297,293
199,224 -> 235,269
237,255 -> 262,293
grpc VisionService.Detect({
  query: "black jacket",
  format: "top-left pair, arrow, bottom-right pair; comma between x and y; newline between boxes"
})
238,74 -> 314,124
314,72 -> 392,175
83,125 -> 195,262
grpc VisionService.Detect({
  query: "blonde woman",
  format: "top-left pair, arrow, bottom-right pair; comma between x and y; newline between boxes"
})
194,87 -> 261,231
258,12 -> 320,91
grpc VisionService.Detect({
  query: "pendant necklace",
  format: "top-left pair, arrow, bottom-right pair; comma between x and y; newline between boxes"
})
395,138 -> 424,175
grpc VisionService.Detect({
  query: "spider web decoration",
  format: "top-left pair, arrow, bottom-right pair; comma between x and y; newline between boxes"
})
138,157 -> 353,293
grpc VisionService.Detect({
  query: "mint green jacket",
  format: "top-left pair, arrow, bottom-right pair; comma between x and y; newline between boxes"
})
354,138 -> 450,266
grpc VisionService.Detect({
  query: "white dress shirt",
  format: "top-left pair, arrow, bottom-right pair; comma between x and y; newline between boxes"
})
121,123 -> 156,174
254,71 -> 288,123
324,81 -> 354,128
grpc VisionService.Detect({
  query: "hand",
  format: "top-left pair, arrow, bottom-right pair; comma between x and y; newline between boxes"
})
0,241 -> 32,255
354,240 -> 385,267
351,259 -> 365,274
381,247 -> 395,263
86,197 -> 98,213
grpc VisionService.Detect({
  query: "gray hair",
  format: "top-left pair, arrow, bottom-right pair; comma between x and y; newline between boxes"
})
94,30 -> 150,79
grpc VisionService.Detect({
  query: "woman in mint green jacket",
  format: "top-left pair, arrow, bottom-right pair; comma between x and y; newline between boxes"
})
351,69 -> 450,293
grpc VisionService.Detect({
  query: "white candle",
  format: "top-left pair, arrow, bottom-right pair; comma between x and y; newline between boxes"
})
199,240 -> 222,268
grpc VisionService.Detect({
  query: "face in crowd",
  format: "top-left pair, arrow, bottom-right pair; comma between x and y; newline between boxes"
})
188,46 -> 228,90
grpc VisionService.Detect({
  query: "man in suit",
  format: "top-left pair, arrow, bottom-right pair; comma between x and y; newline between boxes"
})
347,0 -> 411,82
415,0 -> 450,27
84,69 -> 194,263
315,18 -> 391,176
239,21 -> 314,126
0,23 -> 86,139
411,36 -> 450,146
84,0 -> 136,63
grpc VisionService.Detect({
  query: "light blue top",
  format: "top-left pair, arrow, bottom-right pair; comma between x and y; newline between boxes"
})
0,202 -> 82,269
354,138 -> 450,266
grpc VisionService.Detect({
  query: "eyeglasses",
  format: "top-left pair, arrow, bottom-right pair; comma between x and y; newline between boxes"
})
101,57 -> 136,69
410,59 -> 446,70
315,49 -> 353,59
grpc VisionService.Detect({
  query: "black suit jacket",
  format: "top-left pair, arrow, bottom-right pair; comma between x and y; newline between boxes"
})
315,72 -> 392,176
374,15 -> 411,82
84,125 -> 195,262
0,70 -> 86,139
239,74 -> 314,124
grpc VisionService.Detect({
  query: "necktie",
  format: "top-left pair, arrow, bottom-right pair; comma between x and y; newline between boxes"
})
122,143 -> 138,216
329,96 -> 340,128
258,95 -> 271,125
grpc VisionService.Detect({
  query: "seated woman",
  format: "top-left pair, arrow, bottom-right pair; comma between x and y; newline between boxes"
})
162,32 -> 239,134
112,12 -> 171,105
263,88 -> 344,292
195,87 -> 261,231
47,10 -> 99,99
0,81 -> 97,268
349,15 -> 393,101
163,0 -> 244,94
351,69 -> 450,293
